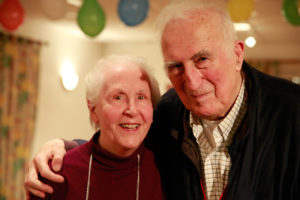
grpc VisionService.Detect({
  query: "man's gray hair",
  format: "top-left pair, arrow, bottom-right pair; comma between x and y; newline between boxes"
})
85,55 -> 161,130
156,0 -> 237,42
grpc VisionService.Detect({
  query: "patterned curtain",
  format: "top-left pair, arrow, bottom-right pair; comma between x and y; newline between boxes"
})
0,32 -> 41,200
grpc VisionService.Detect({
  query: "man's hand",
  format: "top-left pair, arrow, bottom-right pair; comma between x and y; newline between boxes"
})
24,139 -> 66,199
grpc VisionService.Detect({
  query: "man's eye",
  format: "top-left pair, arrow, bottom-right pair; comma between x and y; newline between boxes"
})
167,63 -> 183,75
169,63 -> 182,69
194,57 -> 208,69
196,57 -> 207,62
114,95 -> 123,100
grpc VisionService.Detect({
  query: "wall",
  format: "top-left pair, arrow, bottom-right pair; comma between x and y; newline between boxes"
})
101,41 -> 170,93
30,36 -> 101,158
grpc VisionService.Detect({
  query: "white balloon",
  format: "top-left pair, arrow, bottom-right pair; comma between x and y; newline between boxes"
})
41,0 -> 66,20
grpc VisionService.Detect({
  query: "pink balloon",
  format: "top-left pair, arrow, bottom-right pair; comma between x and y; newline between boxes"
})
41,0 -> 66,20
0,0 -> 25,31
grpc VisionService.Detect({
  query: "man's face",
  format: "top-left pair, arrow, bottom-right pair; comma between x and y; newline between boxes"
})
90,63 -> 153,157
161,11 -> 244,120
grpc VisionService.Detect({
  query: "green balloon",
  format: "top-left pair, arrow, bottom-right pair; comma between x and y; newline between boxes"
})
282,0 -> 300,26
77,0 -> 106,37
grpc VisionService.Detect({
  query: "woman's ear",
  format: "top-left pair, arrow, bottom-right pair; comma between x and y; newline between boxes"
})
234,40 -> 244,71
87,100 -> 99,124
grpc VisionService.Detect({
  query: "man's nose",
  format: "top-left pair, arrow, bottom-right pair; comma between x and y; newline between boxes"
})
183,61 -> 202,90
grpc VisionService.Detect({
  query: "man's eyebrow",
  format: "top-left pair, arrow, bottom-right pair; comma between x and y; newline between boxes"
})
163,51 -> 210,69
190,51 -> 210,61
164,61 -> 181,69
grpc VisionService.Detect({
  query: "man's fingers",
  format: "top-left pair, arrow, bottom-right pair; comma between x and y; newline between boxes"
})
32,138 -> 66,182
51,148 -> 66,172
26,181 -> 53,198
24,138 -> 67,197
33,155 -> 64,183
52,156 -> 63,172
24,162 -> 54,195
35,162 -> 64,183
27,189 -> 45,199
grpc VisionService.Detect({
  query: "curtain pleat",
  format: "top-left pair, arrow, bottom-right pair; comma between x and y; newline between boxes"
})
0,32 -> 41,200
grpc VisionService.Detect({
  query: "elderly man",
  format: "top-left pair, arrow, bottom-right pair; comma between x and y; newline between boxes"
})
25,1 -> 300,200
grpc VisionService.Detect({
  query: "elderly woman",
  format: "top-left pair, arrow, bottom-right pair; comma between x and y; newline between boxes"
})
30,55 -> 163,200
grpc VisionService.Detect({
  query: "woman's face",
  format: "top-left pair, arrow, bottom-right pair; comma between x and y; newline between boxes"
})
90,63 -> 153,157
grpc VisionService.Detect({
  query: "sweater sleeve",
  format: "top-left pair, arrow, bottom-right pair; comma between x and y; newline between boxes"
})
63,139 -> 87,151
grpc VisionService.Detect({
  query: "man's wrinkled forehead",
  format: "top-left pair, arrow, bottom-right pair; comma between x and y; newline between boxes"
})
165,9 -> 220,29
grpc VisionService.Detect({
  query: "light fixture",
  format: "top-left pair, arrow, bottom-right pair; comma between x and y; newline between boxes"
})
60,59 -> 79,91
245,36 -> 256,48
291,76 -> 300,84
67,0 -> 82,7
233,23 -> 251,31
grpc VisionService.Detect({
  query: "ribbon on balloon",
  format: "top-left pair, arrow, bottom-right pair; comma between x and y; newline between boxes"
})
77,0 -> 106,37
118,0 -> 149,26
282,0 -> 300,26
0,0 -> 25,31
227,0 -> 254,22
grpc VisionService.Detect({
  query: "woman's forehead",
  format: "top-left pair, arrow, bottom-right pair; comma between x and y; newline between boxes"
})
101,67 -> 150,92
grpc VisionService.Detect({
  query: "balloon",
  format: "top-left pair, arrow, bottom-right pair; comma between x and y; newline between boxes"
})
282,0 -> 300,26
227,0 -> 254,22
77,0 -> 106,37
0,0 -> 25,31
40,0 -> 66,20
118,0 -> 149,26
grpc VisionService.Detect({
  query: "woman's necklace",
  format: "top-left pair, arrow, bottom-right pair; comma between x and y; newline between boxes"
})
85,154 -> 141,200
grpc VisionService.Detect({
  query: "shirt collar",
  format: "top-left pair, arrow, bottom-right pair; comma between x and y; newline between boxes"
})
190,80 -> 246,141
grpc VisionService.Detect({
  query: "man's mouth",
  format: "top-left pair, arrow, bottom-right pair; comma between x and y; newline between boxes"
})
189,91 -> 210,99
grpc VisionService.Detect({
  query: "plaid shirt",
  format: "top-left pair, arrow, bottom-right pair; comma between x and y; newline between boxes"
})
190,81 -> 247,200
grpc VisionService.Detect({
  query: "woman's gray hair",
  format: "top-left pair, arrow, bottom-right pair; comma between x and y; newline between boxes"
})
155,0 -> 238,42
85,55 -> 161,130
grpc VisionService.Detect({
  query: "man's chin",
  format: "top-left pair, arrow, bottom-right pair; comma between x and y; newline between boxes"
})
190,106 -> 218,120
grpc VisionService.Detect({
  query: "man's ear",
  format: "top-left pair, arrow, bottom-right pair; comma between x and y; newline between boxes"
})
234,40 -> 244,71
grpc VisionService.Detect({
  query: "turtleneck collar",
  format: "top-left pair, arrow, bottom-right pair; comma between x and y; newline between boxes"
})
87,131 -> 145,170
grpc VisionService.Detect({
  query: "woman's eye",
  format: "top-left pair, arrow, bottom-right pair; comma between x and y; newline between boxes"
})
138,95 -> 145,100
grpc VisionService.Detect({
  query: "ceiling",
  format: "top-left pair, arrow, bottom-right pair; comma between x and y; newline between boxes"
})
4,0 -> 300,48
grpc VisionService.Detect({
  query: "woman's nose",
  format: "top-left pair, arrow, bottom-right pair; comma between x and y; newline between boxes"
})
124,100 -> 138,117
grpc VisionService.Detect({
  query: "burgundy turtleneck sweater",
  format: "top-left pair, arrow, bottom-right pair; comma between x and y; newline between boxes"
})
30,132 -> 164,200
